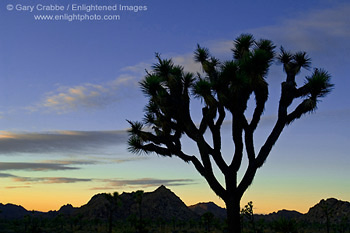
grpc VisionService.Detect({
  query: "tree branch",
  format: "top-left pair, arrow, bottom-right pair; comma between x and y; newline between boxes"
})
249,87 -> 268,131
286,98 -> 316,124
141,143 -> 172,157
215,104 -> 225,127
237,162 -> 257,198
256,118 -> 285,168
143,139 -> 226,198
230,113 -> 247,172
208,115 -> 228,174
244,121 -> 256,162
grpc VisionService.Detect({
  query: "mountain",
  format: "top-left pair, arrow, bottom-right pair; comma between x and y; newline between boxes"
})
189,202 -> 226,219
304,198 -> 350,223
255,209 -> 303,222
57,203 -> 78,216
0,203 -> 29,219
141,185 -> 198,221
75,185 -> 198,221
74,193 -> 112,219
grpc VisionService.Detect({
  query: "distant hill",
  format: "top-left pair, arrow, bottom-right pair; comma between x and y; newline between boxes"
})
141,185 -> 198,221
189,202 -> 226,219
74,192 -> 112,220
73,185 -> 199,221
255,209 -> 303,222
0,203 -> 29,219
303,198 -> 350,223
1,186 -> 349,225
57,203 -> 78,216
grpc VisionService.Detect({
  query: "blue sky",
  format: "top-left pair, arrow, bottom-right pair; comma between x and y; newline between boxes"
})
0,0 -> 349,213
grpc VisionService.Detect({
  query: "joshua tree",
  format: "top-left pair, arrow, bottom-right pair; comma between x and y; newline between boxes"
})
241,201 -> 256,233
127,34 -> 333,233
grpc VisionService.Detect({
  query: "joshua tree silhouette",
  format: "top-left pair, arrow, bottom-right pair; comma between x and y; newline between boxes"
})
127,34 -> 333,233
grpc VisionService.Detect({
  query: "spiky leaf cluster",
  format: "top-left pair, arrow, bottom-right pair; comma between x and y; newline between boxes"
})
278,47 -> 311,76
128,53 -> 195,156
194,34 -> 275,129
276,46 -> 333,124
305,69 -> 333,99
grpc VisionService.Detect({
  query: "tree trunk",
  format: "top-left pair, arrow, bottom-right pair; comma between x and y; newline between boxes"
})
226,197 -> 241,233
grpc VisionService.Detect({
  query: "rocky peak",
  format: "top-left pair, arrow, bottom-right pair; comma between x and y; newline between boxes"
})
305,198 -> 350,223
58,204 -> 76,216
150,185 -> 177,198
142,186 -> 198,221
155,184 -> 168,191
189,202 -> 226,219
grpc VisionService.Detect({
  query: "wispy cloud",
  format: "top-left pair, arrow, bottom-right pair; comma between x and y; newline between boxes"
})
147,4 -> 350,80
41,177 -> 92,184
250,3 -> 350,52
190,4 -> 350,66
121,62 -> 152,74
111,157 -> 149,164
0,130 -> 127,155
172,53 -> 202,74
39,159 -> 98,166
100,178 -> 196,189
0,171 -> 194,188
0,171 -> 92,185
30,72 -> 140,113
11,176 -> 92,184
5,186 -> 31,189
0,162 -> 79,171
0,172 -> 16,178
43,84 -> 110,112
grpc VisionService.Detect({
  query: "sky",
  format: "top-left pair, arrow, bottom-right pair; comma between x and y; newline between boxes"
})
0,0 -> 349,214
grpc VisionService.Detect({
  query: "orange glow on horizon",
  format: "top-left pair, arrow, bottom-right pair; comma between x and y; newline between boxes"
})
0,183 -> 339,214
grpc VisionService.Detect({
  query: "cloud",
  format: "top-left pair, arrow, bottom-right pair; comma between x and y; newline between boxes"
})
0,171 -> 92,184
26,47 -> 203,115
0,162 -> 195,189
0,130 -> 128,155
0,171 -> 194,188
8,175 -> 92,184
208,40 -> 233,55
5,186 -> 31,189
0,162 -> 79,171
151,2 -> 350,79
0,172 -> 16,178
41,177 -> 92,184
30,72 -> 140,113
250,3 -> 350,53
121,62 -> 152,74
90,186 -> 116,190
111,157 -> 149,164
0,160 -> 99,171
189,3 -> 350,70
172,53 -> 202,74
43,84 -> 110,112
101,178 -> 196,189
39,159 -> 98,166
